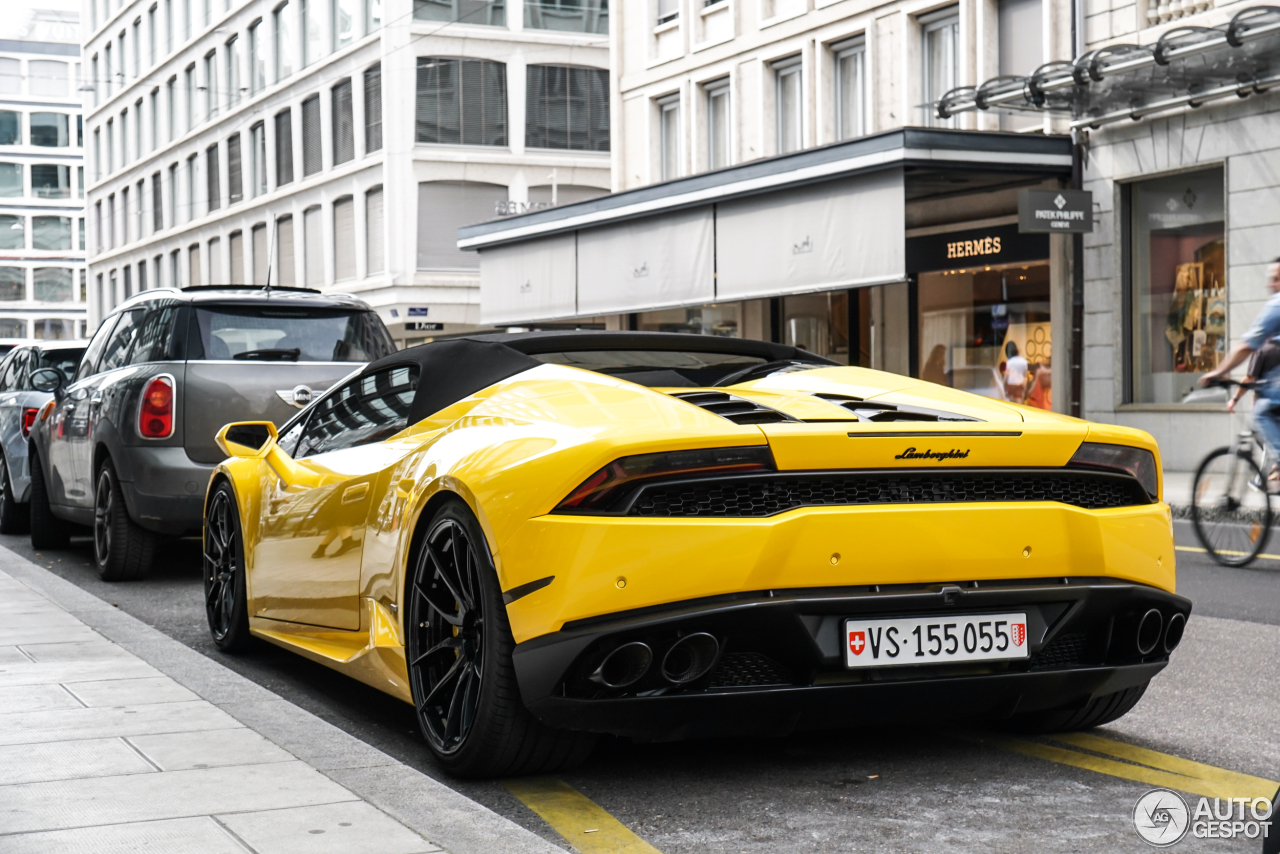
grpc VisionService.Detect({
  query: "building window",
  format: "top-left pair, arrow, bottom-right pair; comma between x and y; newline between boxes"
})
91,56 -> 100,106
149,88 -> 159,151
415,58 -> 508,147
33,319 -> 71,340
121,186 -> 130,243
229,229 -> 244,282
186,154 -> 198,220
657,0 -> 677,25
301,0 -> 322,66
34,268 -> 73,302
413,0 -> 505,26
252,222 -> 268,283
30,61 -> 68,98
31,164 -> 71,199
332,79 -> 354,164
366,186 -> 383,275
1127,168 -> 1226,404
206,143 -> 220,211
0,268 -> 22,301
33,216 -> 72,250
364,63 -> 381,153
136,179 -> 145,237
185,64 -> 197,130
226,35 -> 241,108
78,166 -> 84,198
132,20 -> 142,75
277,215 -> 295,284
274,3 -> 294,81
526,0 -> 607,33
31,113 -> 70,148
365,0 -> 382,31
249,20 -> 265,94
705,78 -> 729,170
227,133 -> 243,203
773,56 -> 802,154
152,171 -> 164,231
525,65 -> 609,152
165,0 -> 174,50
94,203 -> 102,252
106,119 -> 115,172
303,206 -> 322,285
148,5 -> 158,64
274,109 -> 293,185
189,243 -> 201,287
921,7 -> 959,128
0,216 -> 22,250
658,93 -> 679,181
80,218 -> 85,249
0,163 -> 21,197
333,0 -> 355,49
105,43 -> 113,97
416,181 -> 506,270
167,163 -> 178,228
0,112 -> 17,146
138,259 -> 147,292
171,249 -> 181,287
301,94 -> 322,175
833,36 -> 866,140
333,196 -> 354,280
250,122 -> 267,195
166,76 -> 176,141
0,319 -> 23,337
0,59 -> 17,95
208,236 -> 221,283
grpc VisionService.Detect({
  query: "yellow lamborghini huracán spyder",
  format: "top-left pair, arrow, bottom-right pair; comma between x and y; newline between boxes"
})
204,331 -> 1187,777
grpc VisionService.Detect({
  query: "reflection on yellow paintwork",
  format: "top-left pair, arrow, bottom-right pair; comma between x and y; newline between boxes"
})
208,362 -> 1174,703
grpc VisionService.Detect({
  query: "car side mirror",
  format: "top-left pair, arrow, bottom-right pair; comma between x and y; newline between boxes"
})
215,421 -> 278,459
30,367 -> 64,396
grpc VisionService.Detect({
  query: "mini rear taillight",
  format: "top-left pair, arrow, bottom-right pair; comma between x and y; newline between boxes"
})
555,446 -> 775,513
21,407 -> 38,438
139,376 -> 174,439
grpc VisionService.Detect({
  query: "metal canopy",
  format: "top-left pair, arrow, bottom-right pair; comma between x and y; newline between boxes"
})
939,5 -> 1280,128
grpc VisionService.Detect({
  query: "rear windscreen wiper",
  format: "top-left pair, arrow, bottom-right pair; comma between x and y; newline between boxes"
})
233,348 -> 302,361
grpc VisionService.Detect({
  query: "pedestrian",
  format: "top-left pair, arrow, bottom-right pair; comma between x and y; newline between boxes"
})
1003,342 -> 1029,403
1025,363 -> 1052,410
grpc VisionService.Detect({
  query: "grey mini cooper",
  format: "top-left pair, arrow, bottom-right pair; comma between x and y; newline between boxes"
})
27,286 -> 395,580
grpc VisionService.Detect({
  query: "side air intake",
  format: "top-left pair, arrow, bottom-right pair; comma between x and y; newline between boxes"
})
814,393 -> 982,423
670,391 -> 798,425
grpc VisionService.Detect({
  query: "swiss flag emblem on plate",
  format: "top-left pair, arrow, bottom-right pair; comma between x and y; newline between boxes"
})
1012,623 -> 1026,647
849,631 -> 866,655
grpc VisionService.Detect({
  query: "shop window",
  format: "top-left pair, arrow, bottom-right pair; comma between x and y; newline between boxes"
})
638,304 -> 744,338
784,292 -> 849,362
1128,168 -> 1225,404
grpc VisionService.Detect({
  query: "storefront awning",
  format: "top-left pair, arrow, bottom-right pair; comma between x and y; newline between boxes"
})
460,129 -> 1071,325
938,6 -> 1280,129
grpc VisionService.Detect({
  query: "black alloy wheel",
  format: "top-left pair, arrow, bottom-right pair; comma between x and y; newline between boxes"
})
93,461 -> 156,581
0,452 -> 29,534
406,499 -> 594,777
203,482 -> 251,652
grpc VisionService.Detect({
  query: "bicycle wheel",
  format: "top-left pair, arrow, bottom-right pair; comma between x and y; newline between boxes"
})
1191,446 -> 1273,567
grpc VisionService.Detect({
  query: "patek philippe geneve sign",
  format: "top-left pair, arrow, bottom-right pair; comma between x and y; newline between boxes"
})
1018,189 -> 1094,234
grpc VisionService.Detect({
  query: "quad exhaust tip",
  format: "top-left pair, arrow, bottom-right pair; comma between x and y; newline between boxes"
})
589,642 -> 653,689
1136,608 -> 1163,656
1163,612 -> 1186,654
661,632 -> 720,684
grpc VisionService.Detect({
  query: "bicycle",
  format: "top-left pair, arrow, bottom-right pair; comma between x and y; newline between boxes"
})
1190,379 -> 1275,567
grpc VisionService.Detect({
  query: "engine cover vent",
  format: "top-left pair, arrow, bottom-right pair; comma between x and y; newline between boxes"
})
671,391 -> 799,425
814,393 -> 982,423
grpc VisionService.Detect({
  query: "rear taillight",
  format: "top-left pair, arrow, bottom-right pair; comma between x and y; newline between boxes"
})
21,407 -> 38,438
555,446 -> 775,513
139,376 -> 174,439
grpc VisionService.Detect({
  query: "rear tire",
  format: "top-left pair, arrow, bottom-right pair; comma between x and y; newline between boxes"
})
406,498 -> 595,778
0,452 -> 29,535
1007,680 -> 1149,733
28,446 -> 70,550
93,461 -> 156,581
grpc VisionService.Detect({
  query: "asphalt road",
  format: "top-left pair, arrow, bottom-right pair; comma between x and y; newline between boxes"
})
3,518 -> 1277,853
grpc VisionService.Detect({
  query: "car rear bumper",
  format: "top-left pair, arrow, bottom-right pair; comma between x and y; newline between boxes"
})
513,578 -> 1189,740
116,445 -> 215,535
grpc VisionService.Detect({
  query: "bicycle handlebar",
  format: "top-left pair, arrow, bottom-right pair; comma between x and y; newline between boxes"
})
1204,377 -> 1261,390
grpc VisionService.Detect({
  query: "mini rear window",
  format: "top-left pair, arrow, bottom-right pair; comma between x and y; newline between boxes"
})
533,349 -> 772,387
190,306 -> 395,363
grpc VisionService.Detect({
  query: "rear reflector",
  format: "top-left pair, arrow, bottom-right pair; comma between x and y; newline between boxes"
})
21,407 -> 38,438
139,376 -> 174,439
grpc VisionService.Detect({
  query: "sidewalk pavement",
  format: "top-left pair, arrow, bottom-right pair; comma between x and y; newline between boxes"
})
0,549 -> 565,854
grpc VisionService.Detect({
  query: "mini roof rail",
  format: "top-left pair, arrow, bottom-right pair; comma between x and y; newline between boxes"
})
179,285 -> 322,294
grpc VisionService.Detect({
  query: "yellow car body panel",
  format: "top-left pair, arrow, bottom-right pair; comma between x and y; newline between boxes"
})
209,361 -> 1173,703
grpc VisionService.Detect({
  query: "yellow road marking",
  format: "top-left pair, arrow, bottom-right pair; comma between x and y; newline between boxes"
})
505,777 -> 662,854
978,734 -> 1279,801
1174,544 -> 1280,561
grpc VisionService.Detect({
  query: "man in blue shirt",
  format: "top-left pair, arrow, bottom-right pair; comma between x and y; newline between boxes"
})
1202,259 -> 1280,464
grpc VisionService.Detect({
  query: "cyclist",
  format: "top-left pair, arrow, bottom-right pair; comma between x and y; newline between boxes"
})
1202,258 -> 1280,473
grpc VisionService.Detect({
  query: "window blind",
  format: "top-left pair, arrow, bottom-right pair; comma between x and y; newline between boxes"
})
274,108 -> 293,185
189,243 -> 201,287
229,230 -> 244,283
332,79 -> 354,165
227,132 -> 243,203
304,206 -> 323,285
208,237 -> 222,282
333,197 -> 355,280
152,171 -> 163,231
365,186 -> 384,274
301,95 -> 321,176
416,180 -> 505,270
415,57 -> 507,146
276,216 -> 295,285
525,65 -> 609,151
206,142 -> 220,211
252,222 -> 267,284
364,63 -> 381,152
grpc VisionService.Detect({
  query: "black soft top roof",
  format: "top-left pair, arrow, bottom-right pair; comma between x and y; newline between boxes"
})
363,331 -> 835,426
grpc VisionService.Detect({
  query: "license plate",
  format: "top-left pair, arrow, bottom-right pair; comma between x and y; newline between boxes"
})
844,613 -> 1029,668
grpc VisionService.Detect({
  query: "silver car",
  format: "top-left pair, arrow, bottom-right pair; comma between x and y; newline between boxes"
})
0,342 -> 87,533
27,286 -> 396,580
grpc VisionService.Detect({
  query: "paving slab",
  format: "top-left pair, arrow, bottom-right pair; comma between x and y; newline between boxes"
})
0,738 -> 156,785
218,801 -> 444,854
0,683 -> 81,715
0,816 -> 248,854
62,675 -> 201,708
0,700 -> 243,746
128,727 -> 296,771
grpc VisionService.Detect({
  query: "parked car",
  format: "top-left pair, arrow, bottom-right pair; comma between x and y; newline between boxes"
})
0,341 -> 88,533
27,286 -> 396,580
